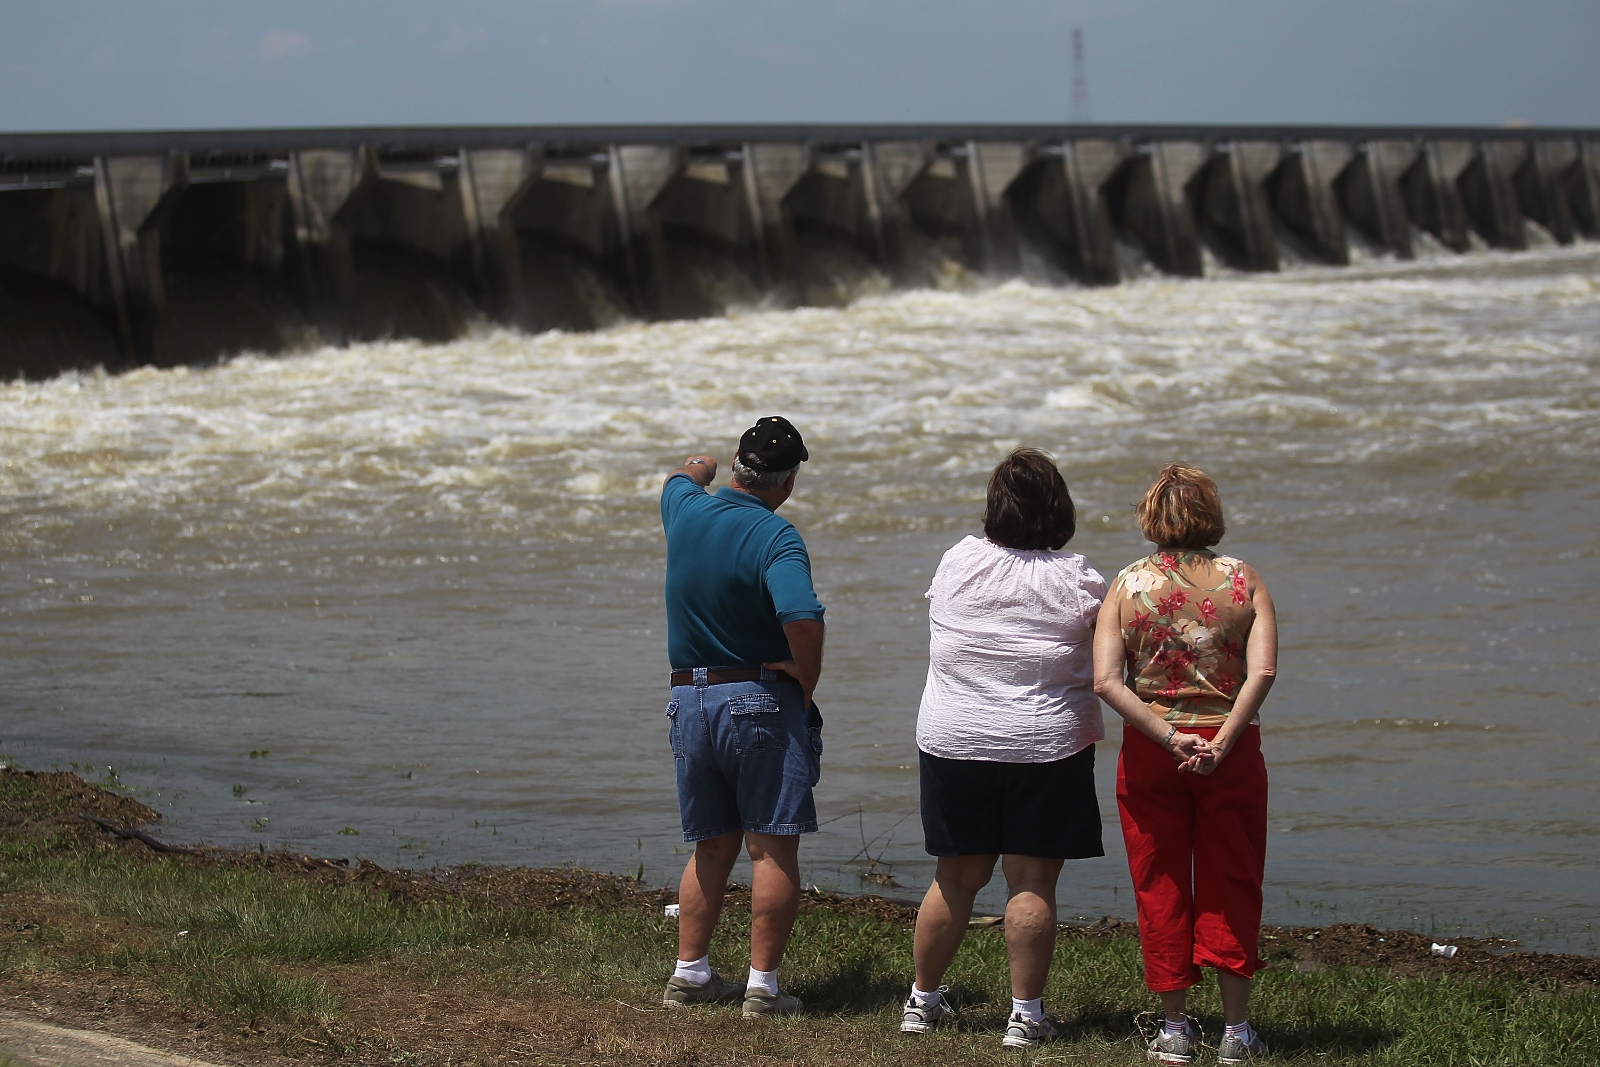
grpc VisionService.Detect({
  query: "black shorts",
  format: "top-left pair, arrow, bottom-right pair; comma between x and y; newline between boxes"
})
919,745 -> 1104,859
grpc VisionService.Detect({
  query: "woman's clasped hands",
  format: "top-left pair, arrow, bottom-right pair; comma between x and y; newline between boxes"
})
1168,731 -> 1221,775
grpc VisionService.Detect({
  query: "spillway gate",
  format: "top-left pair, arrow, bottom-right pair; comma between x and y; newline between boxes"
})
2,123 -> 1598,377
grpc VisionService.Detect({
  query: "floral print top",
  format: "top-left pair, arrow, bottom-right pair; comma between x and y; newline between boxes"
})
1112,550 -> 1256,728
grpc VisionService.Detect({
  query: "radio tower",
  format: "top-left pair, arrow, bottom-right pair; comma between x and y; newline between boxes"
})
1070,27 -> 1091,124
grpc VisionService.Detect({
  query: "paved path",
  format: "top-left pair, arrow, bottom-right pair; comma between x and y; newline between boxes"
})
0,1014 -> 227,1067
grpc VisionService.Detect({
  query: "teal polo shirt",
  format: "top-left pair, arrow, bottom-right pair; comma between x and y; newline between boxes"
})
660,473 -> 826,670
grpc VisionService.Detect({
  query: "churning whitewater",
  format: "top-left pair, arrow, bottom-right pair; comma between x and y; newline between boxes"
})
2,243 -> 1597,950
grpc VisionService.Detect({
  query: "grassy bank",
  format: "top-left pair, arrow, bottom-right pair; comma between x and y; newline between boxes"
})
1,769 -> 1596,1066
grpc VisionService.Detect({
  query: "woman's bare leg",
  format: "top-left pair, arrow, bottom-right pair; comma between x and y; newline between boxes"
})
1217,971 -> 1251,1027
1000,854 -> 1064,1001
912,854 -> 997,991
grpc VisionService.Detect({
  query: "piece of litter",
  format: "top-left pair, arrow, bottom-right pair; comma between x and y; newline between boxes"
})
612,998 -> 652,1013
177,930 -> 189,937
1431,943 -> 1458,958
663,903 -> 680,918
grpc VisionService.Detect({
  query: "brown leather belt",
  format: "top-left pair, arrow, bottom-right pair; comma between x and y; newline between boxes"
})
669,667 -> 770,687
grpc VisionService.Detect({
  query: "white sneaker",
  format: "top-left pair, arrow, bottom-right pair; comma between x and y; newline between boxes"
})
1218,1027 -> 1270,1064
899,987 -> 957,1033
1147,1020 -> 1197,1065
1001,1010 -> 1058,1049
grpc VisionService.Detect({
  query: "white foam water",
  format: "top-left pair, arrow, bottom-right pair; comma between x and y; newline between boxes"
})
2,243 -> 1597,951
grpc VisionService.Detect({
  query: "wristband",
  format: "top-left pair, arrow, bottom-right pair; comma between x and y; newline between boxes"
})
1162,724 -> 1178,749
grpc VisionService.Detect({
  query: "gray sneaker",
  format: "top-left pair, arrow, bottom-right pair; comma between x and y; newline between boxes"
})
1152,1023 -> 1203,1062
1147,1020 -> 1197,1065
662,971 -> 745,1009
742,988 -> 803,1018
1001,1011 -> 1058,1049
1218,1028 -> 1270,1065
899,986 -> 958,1033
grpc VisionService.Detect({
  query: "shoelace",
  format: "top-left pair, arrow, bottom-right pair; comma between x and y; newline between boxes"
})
908,989 -> 957,1020
1133,1011 -> 1216,1054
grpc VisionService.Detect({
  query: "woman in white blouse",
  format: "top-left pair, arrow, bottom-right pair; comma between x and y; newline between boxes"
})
899,449 -> 1107,1050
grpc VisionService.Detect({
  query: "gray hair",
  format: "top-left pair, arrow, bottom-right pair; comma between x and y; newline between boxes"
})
732,457 -> 798,492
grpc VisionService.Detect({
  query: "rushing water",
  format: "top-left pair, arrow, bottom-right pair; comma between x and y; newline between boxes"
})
2,243 -> 1597,952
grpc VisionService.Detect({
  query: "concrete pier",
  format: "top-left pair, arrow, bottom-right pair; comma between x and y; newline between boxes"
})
1,123 -> 1596,377
1342,140 -> 1418,257
1460,141 -> 1528,250
1117,141 -> 1207,277
1198,141 -> 1282,271
1005,139 -> 1126,285
95,152 -> 188,362
1405,140 -> 1474,252
286,147 -> 373,340
458,146 -> 537,319
966,141 -> 1031,275
1274,141 -> 1352,265
1516,140 -> 1578,245
1568,140 -> 1600,238
744,141 -> 810,286
508,146 -> 626,331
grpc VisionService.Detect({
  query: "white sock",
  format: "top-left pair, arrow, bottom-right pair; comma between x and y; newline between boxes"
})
1011,996 -> 1043,1023
1225,1021 -> 1255,1043
910,983 -> 941,1008
747,966 -> 779,997
672,955 -> 711,985
1165,1015 -> 1191,1036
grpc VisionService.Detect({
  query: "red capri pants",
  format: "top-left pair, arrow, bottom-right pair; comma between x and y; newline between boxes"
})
1116,723 -> 1267,991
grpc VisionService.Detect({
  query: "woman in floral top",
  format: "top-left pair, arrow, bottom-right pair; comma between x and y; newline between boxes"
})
1093,465 -> 1278,1067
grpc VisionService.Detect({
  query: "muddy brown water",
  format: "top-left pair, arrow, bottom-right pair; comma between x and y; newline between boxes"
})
2,243 -> 1597,952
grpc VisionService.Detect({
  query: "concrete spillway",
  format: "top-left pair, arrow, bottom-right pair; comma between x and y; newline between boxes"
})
2,123 -> 1598,377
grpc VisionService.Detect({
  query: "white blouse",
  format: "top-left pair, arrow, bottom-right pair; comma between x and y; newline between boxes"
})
916,536 -> 1108,763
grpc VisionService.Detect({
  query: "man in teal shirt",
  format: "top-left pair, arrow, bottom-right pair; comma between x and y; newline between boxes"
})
658,416 -> 825,1020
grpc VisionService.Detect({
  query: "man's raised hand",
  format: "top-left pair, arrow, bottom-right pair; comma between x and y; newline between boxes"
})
670,455 -> 718,488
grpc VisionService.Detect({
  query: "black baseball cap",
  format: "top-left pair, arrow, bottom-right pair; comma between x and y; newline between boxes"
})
738,415 -> 810,472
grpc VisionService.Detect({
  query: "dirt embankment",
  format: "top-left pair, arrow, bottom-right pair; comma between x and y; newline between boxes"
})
5,768 -> 1596,988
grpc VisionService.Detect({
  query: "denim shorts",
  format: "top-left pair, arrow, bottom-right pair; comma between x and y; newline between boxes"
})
666,668 -> 823,841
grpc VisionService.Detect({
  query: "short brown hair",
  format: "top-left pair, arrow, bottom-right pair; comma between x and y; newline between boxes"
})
1136,464 -> 1225,549
983,448 -> 1076,551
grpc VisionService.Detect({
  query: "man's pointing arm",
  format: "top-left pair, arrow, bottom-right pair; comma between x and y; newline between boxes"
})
667,455 -> 718,488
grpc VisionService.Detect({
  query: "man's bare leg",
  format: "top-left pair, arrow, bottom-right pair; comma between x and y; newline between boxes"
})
745,831 -> 801,971
677,831 -> 743,963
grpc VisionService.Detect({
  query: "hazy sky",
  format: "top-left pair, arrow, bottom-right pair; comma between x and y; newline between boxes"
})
3,1 -> 1597,131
